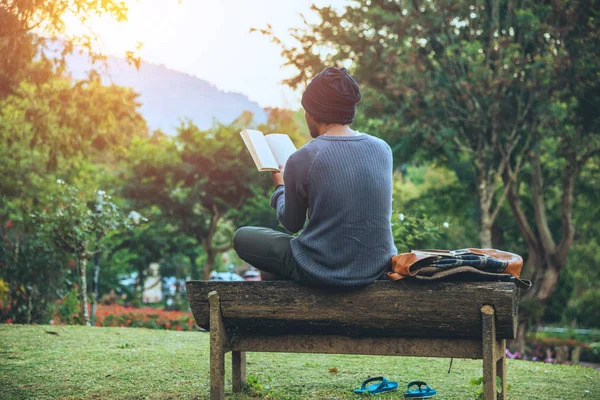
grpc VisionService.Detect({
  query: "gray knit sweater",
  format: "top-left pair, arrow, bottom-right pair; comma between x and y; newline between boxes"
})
270,133 -> 397,287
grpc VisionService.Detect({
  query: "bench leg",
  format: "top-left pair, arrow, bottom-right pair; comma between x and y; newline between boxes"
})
209,291 -> 227,400
496,340 -> 507,400
481,305 -> 497,400
232,351 -> 246,393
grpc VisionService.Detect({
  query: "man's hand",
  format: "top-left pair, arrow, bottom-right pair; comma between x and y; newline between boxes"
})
272,166 -> 284,186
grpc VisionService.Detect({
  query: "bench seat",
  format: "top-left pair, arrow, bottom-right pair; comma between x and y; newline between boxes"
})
186,280 -> 519,400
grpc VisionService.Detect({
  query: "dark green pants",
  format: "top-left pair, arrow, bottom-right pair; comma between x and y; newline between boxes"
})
232,226 -> 314,284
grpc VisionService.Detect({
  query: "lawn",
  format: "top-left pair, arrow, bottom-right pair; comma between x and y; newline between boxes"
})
0,325 -> 598,399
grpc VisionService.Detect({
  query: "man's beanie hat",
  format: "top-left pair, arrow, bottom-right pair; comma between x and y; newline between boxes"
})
301,67 -> 361,124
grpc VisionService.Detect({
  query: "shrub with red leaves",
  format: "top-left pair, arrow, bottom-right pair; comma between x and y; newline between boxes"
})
52,304 -> 202,331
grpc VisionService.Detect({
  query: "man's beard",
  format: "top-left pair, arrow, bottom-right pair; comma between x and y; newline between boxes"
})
307,120 -> 320,138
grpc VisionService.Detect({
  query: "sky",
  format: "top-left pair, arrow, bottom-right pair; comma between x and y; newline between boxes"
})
64,0 -> 349,109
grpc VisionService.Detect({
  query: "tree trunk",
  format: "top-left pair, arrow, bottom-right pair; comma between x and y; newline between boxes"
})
523,252 -> 564,304
77,257 -> 91,326
26,286 -> 32,325
513,318 -> 527,354
91,251 -> 100,325
476,165 -> 495,249
202,252 -> 216,281
190,255 -> 200,280
9,236 -> 20,322
137,264 -> 146,305
480,212 -> 493,249
510,245 -> 544,352
477,176 -> 493,248
491,223 -> 504,249
504,166 -> 571,352
174,263 -> 181,311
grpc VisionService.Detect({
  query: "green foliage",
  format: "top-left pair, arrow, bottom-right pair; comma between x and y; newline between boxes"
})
0,74 -> 148,217
269,0 -> 600,327
39,181 -> 129,259
590,343 -> 600,359
15,180 -> 138,325
244,375 -> 269,397
396,164 -> 481,248
0,279 -> 8,305
469,376 -> 511,400
0,0 -> 164,323
530,329 -> 600,345
270,0 -> 566,164
0,198 -> 68,324
2,0 -> 598,334
54,287 -> 82,326
469,376 -> 485,399
392,214 -> 442,253
124,109 -> 303,278
566,289 -> 600,329
0,0 -> 131,97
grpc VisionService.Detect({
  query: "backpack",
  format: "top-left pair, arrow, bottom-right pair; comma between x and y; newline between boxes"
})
387,248 -> 531,289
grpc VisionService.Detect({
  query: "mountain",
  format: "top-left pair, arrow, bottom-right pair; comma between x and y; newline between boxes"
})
66,53 -> 267,134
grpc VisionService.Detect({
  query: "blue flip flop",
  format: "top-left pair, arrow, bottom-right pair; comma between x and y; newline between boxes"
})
404,381 -> 437,398
353,377 -> 398,395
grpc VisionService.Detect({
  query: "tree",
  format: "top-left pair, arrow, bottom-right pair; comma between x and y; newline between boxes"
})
0,199 -> 68,324
501,1 -> 600,306
0,74 -> 148,211
498,2 -> 600,347
0,0 -> 158,324
40,181 -> 131,325
125,110 -> 304,279
0,0 -> 134,98
101,217 -> 186,305
265,0 -> 600,344
261,0 -> 565,248
125,118 -> 258,280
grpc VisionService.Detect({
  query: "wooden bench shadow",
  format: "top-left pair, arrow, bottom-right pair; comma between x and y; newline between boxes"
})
186,280 -> 519,400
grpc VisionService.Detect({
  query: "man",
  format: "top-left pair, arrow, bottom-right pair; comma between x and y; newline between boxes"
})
233,67 -> 396,286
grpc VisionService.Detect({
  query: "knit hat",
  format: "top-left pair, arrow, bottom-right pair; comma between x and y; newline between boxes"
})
301,67 -> 361,124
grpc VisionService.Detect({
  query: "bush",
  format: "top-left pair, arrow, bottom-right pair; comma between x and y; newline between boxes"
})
392,213 -> 442,252
566,288 -> 600,328
53,286 -> 82,325
0,204 -> 68,324
52,304 -> 201,331
586,342 -> 600,363
510,332 -> 600,363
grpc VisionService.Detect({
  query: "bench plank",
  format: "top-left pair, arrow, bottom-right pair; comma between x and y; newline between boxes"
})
187,280 -> 518,339
230,334 -> 485,358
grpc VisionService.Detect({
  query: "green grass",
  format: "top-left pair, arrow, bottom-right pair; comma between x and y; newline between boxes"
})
1,325 -> 598,399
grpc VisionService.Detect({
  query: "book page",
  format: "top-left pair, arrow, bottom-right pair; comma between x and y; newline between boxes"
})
264,134 -> 297,170
239,129 -> 279,171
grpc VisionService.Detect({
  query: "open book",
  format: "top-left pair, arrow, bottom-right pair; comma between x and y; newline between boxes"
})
240,129 -> 297,172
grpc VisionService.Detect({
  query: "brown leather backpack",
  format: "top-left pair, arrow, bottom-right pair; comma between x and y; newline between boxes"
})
388,248 -> 531,289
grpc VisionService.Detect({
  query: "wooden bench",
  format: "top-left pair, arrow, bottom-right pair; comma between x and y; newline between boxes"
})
186,280 -> 519,400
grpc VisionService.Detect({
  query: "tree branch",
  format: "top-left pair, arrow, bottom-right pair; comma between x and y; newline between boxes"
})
490,179 -> 511,223
206,204 -> 220,245
556,163 -> 577,264
556,148 -> 599,262
453,135 -> 473,153
530,153 -> 556,254
213,243 -> 233,253
503,170 -> 538,250
234,196 -> 246,209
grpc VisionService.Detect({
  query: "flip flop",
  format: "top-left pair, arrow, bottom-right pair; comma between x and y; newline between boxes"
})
353,377 -> 398,395
404,381 -> 437,398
